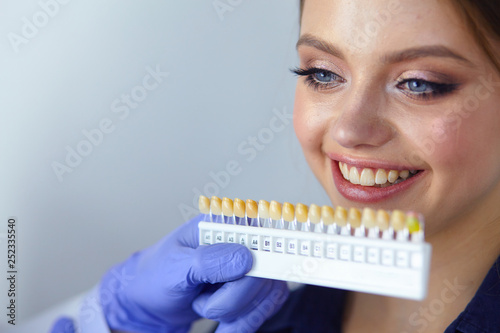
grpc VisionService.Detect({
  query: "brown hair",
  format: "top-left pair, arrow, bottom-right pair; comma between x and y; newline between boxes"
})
299,0 -> 500,72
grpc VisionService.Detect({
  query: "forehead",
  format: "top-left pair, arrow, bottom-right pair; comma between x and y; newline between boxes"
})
299,0 -> 474,60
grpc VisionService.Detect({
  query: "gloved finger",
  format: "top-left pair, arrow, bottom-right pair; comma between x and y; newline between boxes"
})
193,277 -> 273,321
49,316 -> 76,333
172,216 -> 205,248
193,278 -> 289,322
214,280 -> 289,333
188,243 -> 253,285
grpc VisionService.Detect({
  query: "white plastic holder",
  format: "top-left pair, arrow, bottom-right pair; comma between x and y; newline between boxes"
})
199,221 -> 432,300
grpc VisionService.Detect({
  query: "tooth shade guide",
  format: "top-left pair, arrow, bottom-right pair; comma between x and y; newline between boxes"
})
269,201 -> 282,220
233,198 -> 247,225
210,196 -> 223,223
282,202 -> 295,222
334,206 -> 348,227
309,204 -> 321,223
348,208 -> 362,228
198,195 -> 210,214
198,196 -> 426,241
246,199 -> 258,219
321,205 -> 335,225
222,197 -> 234,224
258,200 -> 271,228
198,220 -> 431,300
258,200 -> 270,218
390,210 -> 406,231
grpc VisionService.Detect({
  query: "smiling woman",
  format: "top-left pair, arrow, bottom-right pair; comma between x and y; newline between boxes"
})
44,1 -> 499,333
293,0 -> 500,332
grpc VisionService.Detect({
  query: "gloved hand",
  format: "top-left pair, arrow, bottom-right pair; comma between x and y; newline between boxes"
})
100,215 -> 289,333
49,316 -> 76,333
193,276 -> 289,333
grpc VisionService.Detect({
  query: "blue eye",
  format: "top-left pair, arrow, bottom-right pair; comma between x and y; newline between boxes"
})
313,71 -> 336,83
397,78 -> 459,100
291,67 -> 345,91
407,80 -> 430,93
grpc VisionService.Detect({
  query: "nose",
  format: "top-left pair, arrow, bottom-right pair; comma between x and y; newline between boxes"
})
330,87 -> 393,149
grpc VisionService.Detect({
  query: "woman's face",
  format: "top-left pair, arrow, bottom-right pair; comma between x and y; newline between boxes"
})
294,0 -> 500,233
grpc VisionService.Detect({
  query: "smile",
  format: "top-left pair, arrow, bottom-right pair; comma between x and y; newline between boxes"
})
330,157 -> 425,203
338,162 -> 420,188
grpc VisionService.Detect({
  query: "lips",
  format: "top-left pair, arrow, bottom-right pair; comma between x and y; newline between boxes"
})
330,156 -> 425,203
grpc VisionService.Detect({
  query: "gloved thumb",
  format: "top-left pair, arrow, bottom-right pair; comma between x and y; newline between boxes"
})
189,243 -> 253,285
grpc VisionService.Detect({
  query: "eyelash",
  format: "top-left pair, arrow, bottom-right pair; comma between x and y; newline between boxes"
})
291,66 -> 459,100
291,67 -> 345,91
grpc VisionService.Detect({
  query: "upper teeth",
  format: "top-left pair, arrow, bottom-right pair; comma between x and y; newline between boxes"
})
339,162 -> 417,187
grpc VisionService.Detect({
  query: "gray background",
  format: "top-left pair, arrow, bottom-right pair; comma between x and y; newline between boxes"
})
0,0 -> 329,331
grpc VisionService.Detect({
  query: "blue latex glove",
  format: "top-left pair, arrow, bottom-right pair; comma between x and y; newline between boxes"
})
100,215 -> 289,333
193,276 -> 289,333
49,317 -> 76,333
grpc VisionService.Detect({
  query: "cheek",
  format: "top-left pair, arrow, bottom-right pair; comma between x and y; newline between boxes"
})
293,84 -> 329,153
423,99 -> 500,188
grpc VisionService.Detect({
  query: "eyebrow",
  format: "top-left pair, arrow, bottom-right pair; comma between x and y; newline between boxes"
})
296,33 -> 473,66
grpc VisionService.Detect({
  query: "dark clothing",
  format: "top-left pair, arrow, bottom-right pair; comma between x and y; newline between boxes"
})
256,256 -> 500,333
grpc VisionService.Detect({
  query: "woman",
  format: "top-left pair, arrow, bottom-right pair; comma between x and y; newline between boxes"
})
51,0 -> 500,332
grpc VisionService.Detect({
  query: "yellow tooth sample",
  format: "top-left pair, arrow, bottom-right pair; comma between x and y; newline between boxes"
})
406,212 -> 421,233
199,195 -> 210,214
222,197 -> 233,216
361,207 -> 377,228
360,169 -> 375,186
321,205 -> 335,225
234,198 -> 245,218
391,210 -> 406,231
348,207 -> 362,228
246,199 -> 258,219
258,200 -> 270,219
376,209 -> 390,230
309,204 -> 321,224
375,169 -> 388,185
388,170 -> 399,183
296,203 -> 308,223
210,196 -> 222,215
399,170 -> 410,179
334,206 -> 348,226
269,201 -> 282,220
282,202 -> 295,222
349,167 -> 360,184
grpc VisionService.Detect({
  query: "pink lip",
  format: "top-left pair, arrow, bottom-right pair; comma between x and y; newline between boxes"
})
328,153 -> 420,171
329,156 -> 425,204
